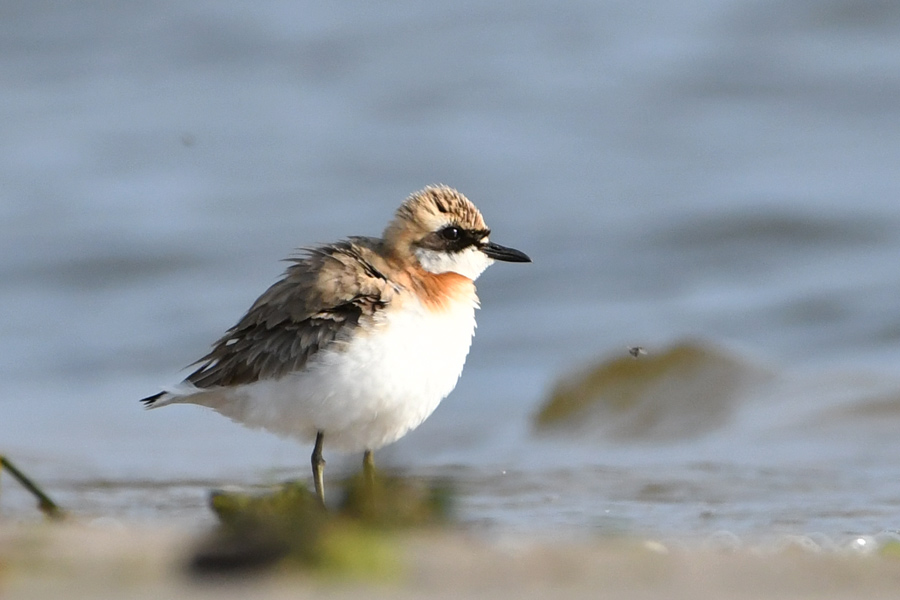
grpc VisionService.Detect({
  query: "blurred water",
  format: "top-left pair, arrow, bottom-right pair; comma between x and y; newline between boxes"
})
2,1 -> 900,539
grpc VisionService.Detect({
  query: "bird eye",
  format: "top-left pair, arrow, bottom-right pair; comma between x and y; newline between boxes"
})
440,226 -> 461,241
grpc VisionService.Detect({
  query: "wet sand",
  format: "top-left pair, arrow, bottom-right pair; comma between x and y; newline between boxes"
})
3,521 -> 900,600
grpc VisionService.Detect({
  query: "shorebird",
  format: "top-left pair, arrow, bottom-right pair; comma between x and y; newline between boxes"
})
141,185 -> 531,503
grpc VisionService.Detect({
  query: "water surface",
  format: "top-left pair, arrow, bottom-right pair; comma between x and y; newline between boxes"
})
2,0 -> 900,543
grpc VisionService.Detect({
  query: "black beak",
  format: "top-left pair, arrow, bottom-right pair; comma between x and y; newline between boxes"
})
481,241 -> 532,263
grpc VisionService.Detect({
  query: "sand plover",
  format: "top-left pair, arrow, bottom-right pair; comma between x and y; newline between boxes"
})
141,185 -> 531,503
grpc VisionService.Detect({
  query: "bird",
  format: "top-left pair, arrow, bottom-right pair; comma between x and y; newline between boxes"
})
141,185 -> 531,503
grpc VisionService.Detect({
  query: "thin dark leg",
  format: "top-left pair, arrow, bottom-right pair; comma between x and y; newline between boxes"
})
362,449 -> 375,492
311,431 -> 326,505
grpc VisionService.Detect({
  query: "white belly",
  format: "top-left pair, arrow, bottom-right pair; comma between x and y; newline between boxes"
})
179,299 -> 477,453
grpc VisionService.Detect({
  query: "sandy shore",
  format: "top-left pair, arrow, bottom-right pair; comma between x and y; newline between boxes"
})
3,521 -> 900,599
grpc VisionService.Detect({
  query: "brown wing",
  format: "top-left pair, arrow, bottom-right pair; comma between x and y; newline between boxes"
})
184,238 -> 393,389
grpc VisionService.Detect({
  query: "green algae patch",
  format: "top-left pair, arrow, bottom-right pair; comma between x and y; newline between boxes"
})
193,473 -> 454,578
339,470 -> 454,528
535,340 -> 765,441
877,539 -> 900,559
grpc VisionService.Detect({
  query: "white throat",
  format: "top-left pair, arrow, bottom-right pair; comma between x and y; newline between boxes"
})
415,246 -> 493,280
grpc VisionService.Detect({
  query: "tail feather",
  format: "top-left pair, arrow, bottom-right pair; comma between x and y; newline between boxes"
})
140,391 -> 166,408
140,382 -> 204,408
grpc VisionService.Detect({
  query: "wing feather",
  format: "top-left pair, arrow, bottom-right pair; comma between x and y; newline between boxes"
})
184,238 -> 392,389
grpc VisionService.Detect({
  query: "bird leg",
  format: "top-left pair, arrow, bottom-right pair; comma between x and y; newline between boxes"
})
363,449 -> 375,493
311,431 -> 326,505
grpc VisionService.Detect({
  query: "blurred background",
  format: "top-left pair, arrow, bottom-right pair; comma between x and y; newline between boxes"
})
2,1 -> 900,539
